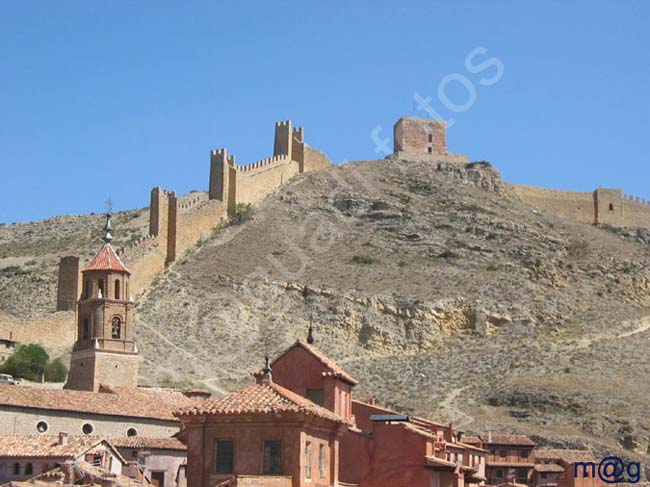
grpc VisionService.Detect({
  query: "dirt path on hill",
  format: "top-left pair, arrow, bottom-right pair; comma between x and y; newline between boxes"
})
438,386 -> 474,428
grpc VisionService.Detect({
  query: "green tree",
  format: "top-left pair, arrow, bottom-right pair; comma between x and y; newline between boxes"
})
0,344 -> 49,381
44,358 -> 68,383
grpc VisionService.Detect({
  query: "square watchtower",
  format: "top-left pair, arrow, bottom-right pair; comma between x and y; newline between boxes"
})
394,117 -> 447,156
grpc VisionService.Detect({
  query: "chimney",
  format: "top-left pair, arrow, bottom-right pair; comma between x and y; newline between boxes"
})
58,432 -> 69,446
488,430 -> 493,443
368,396 -> 377,406
258,355 -> 272,385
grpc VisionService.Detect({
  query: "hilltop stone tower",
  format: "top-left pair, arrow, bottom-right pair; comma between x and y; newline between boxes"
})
65,214 -> 139,392
394,117 -> 447,156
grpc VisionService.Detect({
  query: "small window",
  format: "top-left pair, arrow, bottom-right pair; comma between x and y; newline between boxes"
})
306,388 -> 324,406
427,147 -> 433,154
609,203 -> 615,212
13,463 -> 20,475
429,134 -> 433,143
84,280 -> 90,299
132,451 -> 138,459
98,279 -> 104,296
319,444 -> 326,478
36,421 -> 49,433
111,317 -> 121,339
215,440 -> 234,474
127,427 -> 138,437
499,449 -> 507,457
263,440 -> 282,474
541,472 -> 548,480
82,423 -> 94,435
114,279 -> 121,300
25,463 -> 33,475
304,442 -> 312,479
83,318 -> 90,340
520,449 -> 529,458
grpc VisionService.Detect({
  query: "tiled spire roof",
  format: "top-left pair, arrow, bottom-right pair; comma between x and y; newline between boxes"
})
83,242 -> 130,274
175,381 -> 344,423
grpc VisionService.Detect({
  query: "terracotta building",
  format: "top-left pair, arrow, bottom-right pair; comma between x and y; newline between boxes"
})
176,332 -> 487,487
464,434 -> 536,486
533,450 -> 605,487
112,436 -> 188,487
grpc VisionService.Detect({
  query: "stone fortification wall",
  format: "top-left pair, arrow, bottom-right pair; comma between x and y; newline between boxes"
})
508,183 -> 595,224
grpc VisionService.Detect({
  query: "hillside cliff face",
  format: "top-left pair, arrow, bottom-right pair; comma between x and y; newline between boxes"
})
133,157 -> 650,460
2,156 -> 650,462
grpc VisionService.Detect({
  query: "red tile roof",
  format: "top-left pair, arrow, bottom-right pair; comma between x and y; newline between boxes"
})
111,436 -> 187,451
425,455 -> 461,470
83,243 -> 130,274
175,381 -> 345,423
271,340 -> 358,385
535,449 -> 594,463
0,384 -> 201,421
485,434 -> 535,446
0,435 -> 104,458
462,436 -> 483,444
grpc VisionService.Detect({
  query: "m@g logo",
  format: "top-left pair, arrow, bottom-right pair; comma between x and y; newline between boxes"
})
574,456 -> 641,484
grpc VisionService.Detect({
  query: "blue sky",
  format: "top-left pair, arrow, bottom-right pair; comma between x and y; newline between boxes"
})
1,1 -> 648,223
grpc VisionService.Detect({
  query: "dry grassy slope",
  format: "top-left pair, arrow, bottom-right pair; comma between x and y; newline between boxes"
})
0,209 -> 149,316
0,192 -> 205,317
134,158 -> 650,461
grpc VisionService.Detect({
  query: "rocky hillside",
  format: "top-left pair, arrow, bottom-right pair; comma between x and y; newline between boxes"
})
2,157 -> 650,464
135,157 -> 650,463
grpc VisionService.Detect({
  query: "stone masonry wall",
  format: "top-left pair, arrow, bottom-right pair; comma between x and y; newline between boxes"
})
208,120 -> 332,213
175,200 -> 226,257
594,188 -> 623,225
510,184 -> 650,229
0,311 -> 75,354
622,195 -> 650,228
508,184 -> 596,224
56,256 -> 80,312
234,156 -> 300,206
303,144 -> 332,172
394,117 -> 447,155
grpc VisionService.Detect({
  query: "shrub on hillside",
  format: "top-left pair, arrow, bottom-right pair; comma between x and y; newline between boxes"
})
0,344 -> 49,381
351,255 -> 379,265
228,203 -> 255,225
44,358 -> 68,383
0,344 -> 68,383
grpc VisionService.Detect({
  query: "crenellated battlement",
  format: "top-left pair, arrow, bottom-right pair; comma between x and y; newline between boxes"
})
57,118 -> 331,311
236,154 -> 290,173
118,234 -> 159,255
624,194 -> 650,206
208,120 -> 331,211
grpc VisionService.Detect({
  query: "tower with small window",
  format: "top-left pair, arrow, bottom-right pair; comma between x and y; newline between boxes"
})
65,213 -> 139,392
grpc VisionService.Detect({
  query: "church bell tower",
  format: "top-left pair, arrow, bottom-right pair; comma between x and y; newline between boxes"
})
65,213 -> 139,392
